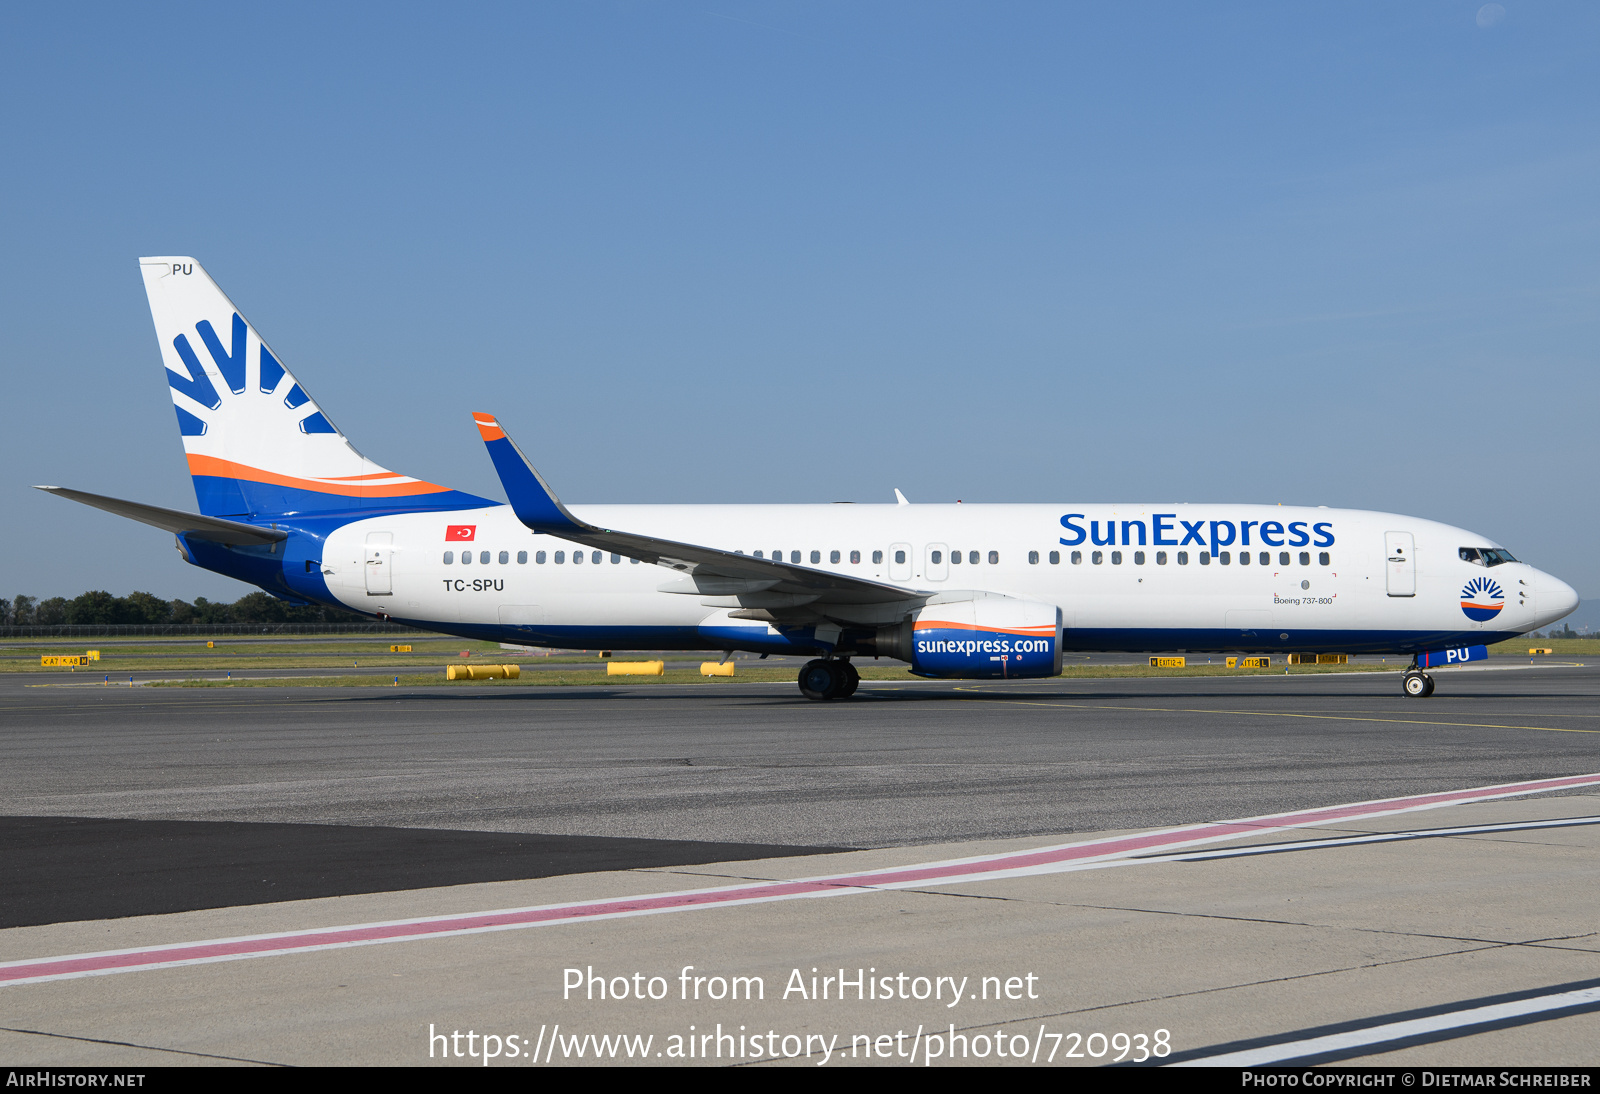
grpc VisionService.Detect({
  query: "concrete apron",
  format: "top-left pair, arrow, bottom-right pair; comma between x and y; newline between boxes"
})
2,790 -> 1598,1067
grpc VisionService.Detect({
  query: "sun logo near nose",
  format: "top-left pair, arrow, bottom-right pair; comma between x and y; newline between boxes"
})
1460,576 -> 1504,621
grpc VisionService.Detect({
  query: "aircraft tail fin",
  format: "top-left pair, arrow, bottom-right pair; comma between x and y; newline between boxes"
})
139,257 -> 488,518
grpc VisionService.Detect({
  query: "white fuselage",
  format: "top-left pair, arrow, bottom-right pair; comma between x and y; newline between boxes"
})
316,502 -> 1577,656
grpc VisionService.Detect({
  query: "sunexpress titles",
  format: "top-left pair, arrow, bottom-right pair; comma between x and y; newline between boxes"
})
1058,514 -> 1336,556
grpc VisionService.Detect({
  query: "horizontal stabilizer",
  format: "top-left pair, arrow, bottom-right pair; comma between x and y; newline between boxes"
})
471,413 -> 917,606
35,486 -> 287,546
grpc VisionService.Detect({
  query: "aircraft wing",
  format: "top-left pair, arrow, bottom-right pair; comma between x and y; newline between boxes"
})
35,485 -> 288,546
471,413 -> 918,606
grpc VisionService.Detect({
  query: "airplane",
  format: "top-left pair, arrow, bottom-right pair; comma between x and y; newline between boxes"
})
38,257 -> 1581,700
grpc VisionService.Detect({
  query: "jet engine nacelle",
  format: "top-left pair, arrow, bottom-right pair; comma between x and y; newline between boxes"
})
873,597 -> 1063,679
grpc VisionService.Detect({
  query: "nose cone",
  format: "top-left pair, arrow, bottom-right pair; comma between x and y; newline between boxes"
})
1534,571 -> 1580,628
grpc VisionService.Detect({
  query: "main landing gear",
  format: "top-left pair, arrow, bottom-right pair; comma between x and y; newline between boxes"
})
798,659 -> 860,701
1402,669 -> 1435,698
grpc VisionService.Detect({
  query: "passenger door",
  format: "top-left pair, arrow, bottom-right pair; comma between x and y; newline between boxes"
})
1384,531 -> 1415,597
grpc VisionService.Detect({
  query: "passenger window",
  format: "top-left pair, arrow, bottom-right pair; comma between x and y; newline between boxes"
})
1071,551 -> 1082,564
1111,551 -> 1123,565
791,551 -> 801,564
462,551 -> 472,565
1200,551 -> 1210,565
1177,551 -> 1187,565
830,550 -> 840,564
1222,551 -> 1233,565
753,550 -> 763,558
873,550 -> 883,564
573,550 -> 583,564
930,550 -> 943,565
772,549 -> 781,560
1319,552 -> 1330,566
499,551 -> 509,564
554,551 -> 565,564
1260,552 -> 1270,566
443,551 -> 454,564
517,551 -> 527,564
1049,551 -> 1060,564
1134,551 -> 1146,565
894,550 -> 905,564
850,550 -> 860,564
1298,552 -> 1309,566
988,551 -> 998,564
972,551 -> 981,565
592,551 -> 602,564
631,557 -> 640,564
1028,550 -> 1039,564
611,553 -> 621,564
950,550 -> 962,565
1278,552 -> 1289,566
536,551 -> 546,564
810,550 -> 821,564
1157,551 -> 1168,565
1092,551 -> 1103,565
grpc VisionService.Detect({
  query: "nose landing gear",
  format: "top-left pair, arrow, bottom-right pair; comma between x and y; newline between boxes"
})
1402,669 -> 1435,698
798,659 -> 860,700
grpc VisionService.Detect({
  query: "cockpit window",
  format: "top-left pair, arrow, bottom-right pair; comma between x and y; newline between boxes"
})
1463,547 -> 1517,567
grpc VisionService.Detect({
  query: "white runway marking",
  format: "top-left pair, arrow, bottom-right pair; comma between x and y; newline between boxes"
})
3,771 -> 1598,988
1169,982 -> 1600,1066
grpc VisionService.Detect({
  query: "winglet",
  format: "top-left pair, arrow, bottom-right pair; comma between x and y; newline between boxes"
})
471,413 -> 588,535
894,488 -> 910,506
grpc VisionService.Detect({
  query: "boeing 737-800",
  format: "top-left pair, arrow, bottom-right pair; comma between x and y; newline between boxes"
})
39,258 -> 1580,699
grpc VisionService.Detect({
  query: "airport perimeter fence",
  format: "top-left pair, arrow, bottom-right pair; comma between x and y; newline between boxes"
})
0,623 -> 435,638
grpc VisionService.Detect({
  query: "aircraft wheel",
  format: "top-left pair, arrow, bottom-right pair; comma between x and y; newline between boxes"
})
798,659 -> 839,701
1403,671 -> 1433,698
838,661 -> 860,697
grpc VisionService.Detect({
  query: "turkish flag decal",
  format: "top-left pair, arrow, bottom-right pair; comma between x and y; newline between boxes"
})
446,525 -> 477,541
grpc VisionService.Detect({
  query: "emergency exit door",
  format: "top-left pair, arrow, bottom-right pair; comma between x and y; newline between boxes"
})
1385,531 -> 1415,597
365,532 -> 393,596
888,542 -> 912,582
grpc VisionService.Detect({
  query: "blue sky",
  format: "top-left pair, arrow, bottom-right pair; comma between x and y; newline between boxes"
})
2,2 -> 1596,602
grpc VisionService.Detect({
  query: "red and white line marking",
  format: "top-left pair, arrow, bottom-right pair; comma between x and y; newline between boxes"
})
4,771 -> 1598,988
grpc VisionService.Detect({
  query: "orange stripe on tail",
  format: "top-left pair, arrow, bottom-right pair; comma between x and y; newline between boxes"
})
185,455 -> 451,497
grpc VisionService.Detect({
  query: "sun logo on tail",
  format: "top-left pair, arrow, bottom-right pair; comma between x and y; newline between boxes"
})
166,313 -> 336,437
1460,576 -> 1504,621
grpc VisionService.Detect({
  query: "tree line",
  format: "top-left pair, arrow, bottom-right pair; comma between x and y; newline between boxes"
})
2,591 -> 368,626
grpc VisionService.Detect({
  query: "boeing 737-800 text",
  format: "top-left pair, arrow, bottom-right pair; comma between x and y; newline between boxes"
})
39,258 -> 1580,699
